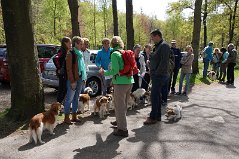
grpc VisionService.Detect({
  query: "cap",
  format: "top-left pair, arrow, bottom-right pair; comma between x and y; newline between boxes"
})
208,41 -> 214,45
171,40 -> 176,44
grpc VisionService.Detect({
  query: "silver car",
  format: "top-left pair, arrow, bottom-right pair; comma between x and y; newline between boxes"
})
41,50 -> 103,97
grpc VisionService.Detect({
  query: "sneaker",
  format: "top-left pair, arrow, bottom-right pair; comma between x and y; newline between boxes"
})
110,121 -> 117,126
143,117 -> 157,125
113,129 -> 128,137
170,90 -> 175,94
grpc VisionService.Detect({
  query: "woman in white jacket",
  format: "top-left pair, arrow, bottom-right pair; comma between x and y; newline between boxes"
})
132,44 -> 146,92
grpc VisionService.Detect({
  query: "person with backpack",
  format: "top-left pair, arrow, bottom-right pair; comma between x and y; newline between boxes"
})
141,44 -> 152,91
202,41 -> 214,78
168,40 -> 181,94
144,29 -> 171,125
218,47 -> 229,83
226,43 -> 237,85
96,38 -> 113,95
63,37 -> 86,124
176,45 -> 194,96
212,48 -> 222,79
53,37 -> 72,103
99,36 -> 134,137
132,44 -> 146,92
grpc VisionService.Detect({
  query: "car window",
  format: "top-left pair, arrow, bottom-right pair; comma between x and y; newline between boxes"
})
90,53 -> 97,63
37,46 -> 59,58
0,48 -> 7,58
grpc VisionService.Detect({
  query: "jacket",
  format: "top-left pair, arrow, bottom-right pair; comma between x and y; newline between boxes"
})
203,46 -> 213,61
227,49 -> 237,64
221,51 -> 229,64
82,49 -> 91,71
66,51 -> 80,83
96,47 -> 113,70
180,53 -> 194,74
135,54 -> 146,76
149,40 -> 171,77
104,47 -> 134,84
171,47 -> 182,69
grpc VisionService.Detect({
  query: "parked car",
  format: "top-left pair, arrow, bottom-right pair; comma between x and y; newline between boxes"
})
0,44 -> 60,82
41,50 -> 104,97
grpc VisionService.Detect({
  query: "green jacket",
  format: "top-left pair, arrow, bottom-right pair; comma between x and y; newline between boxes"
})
104,48 -> 134,84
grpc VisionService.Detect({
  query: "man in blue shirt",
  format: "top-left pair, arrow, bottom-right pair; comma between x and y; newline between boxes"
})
96,38 -> 113,95
202,41 -> 213,78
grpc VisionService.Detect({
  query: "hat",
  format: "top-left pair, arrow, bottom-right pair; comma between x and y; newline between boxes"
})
208,41 -> 214,45
171,40 -> 176,44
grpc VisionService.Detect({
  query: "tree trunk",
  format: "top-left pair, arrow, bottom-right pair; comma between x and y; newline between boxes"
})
229,0 -> 238,43
192,0 -> 203,74
1,0 -> 44,120
126,0 -> 134,50
53,0 -> 57,36
68,0 -> 80,37
203,0 -> 207,48
103,0 -> 107,37
93,0 -> 97,48
112,0 -> 119,36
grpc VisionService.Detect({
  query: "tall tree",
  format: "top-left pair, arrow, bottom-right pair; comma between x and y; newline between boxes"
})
112,0 -> 119,36
1,0 -> 44,120
192,0 -> 203,74
68,0 -> 80,37
202,0 -> 208,48
126,0 -> 134,50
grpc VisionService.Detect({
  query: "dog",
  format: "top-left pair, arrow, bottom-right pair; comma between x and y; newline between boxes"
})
29,102 -> 61,144
93,96 -> 109,118
132,88 -> 147,104
165,104 -> 182,122
207,70 -> 216,81
78,87 -> 93,114
127,93 -> 137,110
105,94 -> 113,114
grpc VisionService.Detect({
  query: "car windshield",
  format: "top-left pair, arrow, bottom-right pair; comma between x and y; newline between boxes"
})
37,46 -> 60,58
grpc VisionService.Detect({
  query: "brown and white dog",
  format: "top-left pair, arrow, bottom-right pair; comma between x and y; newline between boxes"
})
165,104 -> 182,122
29,102 -> 61,144
78,87 -> 93,114
93,96 -> 109,118
105,94 -> 114,113
207,70 -> 217,81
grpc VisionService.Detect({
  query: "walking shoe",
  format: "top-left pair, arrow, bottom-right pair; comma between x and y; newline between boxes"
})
110,121 -> 117,126
143,117 -> 157,125
113,129 -> 128,137
170,90 -> 175,94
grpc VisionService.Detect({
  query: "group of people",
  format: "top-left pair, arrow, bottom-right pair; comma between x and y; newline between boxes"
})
202,41 -> 237,85
54,28 -> 237,138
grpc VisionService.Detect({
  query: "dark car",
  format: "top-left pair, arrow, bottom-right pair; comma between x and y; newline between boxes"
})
41,50 -> 104,97
0,44 -> 60,82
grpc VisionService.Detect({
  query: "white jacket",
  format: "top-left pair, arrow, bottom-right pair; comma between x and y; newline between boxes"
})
82,49 -> 91,71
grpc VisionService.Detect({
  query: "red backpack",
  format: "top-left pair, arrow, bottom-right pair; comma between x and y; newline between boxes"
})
117,50 -> 139,76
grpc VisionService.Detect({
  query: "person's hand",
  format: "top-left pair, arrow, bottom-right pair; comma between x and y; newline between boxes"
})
71,82 -> 77,90
99,68 -> 104,75
83,80 -> 86,84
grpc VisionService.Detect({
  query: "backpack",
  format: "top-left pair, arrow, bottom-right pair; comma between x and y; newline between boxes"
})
117,50 -> 139,76
169,49 -> 175,73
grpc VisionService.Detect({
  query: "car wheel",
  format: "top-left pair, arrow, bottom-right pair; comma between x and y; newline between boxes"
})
86,77 -> 101,97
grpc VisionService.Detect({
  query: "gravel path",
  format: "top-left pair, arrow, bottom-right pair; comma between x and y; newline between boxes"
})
0,79 -> 238,159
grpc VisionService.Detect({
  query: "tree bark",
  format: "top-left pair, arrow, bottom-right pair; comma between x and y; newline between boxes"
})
126,0 -> 134,50
68,0 -> 80,37
103,0 -> 107,37
112,0 -> 119,36
192,0 -> 203,74
1,0 -> 44,120
229,0 -> 238,43
203,0 -> 207,48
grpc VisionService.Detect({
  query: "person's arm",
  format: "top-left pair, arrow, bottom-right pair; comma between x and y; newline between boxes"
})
95,51 -> 101,68
140,55 -> 146,77
104,52 -> 120,76
66,53 -> 74,83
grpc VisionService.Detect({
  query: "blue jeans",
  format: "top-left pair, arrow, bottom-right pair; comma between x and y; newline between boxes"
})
150,75 -> 169,120
64,79 -> 82,114
102,77 -> 112,95
179,72 -> 191,94
203,58 -> 210,78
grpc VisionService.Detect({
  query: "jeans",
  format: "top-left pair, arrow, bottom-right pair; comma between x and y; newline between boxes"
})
179,72 -> 191,94
64,79 -> 82,114
218,63 -> 227,81
227,63 -> 236,84
102,76 -> 112,95
132,74 -> 139,92
203,58 -> 210,78
168,68 -> 180,92
161,78 -> 169,103
150,75 -> 169,120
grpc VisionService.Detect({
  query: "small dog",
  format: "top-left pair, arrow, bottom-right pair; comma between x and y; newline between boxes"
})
165,104 -> 182,121
78,87 -> 93,113
207,70 -> 216,81
105,94 -> 113,114
29,102 -> 61,144
132,88 -> 146,104
127,93 -> 137,110
93,96 -> 109,118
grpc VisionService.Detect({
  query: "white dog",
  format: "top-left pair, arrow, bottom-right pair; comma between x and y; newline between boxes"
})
165,104 -> 182,121
132,88 -> 146,104
207,70 -> 216,81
